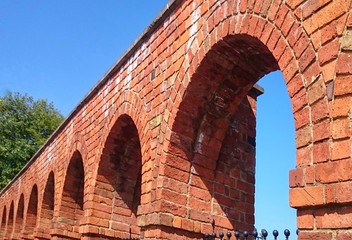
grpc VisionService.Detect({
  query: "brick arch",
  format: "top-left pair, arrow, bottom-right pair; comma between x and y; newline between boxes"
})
162,33 -> 280,233
36,171 -> 55,239
160,3 -> 323,235
14,194 -> 25,238
88,113 -> 143,239
53,150 -> 84,239
102,91 -> 147,157
6,201 -> 14,238
23,184 -> 39,238
0,206 -> 6,237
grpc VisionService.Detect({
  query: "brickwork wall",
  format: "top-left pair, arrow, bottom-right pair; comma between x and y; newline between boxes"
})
0,0 -> 351,239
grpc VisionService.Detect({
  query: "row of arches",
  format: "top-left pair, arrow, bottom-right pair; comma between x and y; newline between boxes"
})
0,31 -> 307,239
0,184 -> 41,239
0,115 -> 143,239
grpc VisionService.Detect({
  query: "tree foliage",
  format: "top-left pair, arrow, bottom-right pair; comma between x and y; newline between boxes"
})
0,92 -> 64,190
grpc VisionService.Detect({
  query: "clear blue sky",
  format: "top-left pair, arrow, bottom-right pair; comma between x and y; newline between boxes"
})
0,0 -> 296,235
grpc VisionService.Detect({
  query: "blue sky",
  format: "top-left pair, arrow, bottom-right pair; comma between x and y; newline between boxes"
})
0,0 -> 296,235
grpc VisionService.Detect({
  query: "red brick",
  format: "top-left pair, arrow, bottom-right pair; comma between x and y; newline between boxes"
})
298,46 -> 316,72
313,119 -> 331,142
318,38 -> 340,65
299,231 -> 332,240
308,76 -> 325,105
331,139 -> 351,161
296,146 -> 312,168
297,209 -> 314,229
267,0 -> 281,22
294,107 -> 311,129
311,99 -> 329,122
287,22 -> 303,47
336,53 -> 352,74
337,231 -> 352,240
316,160 -> 352,183
332,118 -> 350,140
305,166 -> 315,184
313,140 -> 330,163
334,75 -> 352,96
289,168 -> 305,187
301,0 -> 332,20
303,0 -> 350,35
290,186 -> 325,207
316,206 -> 352,229
296,125 -> 313,148
286,0 -> 305,9
292,87 -> 308,113
332,96 -> 351,118
335,182 -> 352,204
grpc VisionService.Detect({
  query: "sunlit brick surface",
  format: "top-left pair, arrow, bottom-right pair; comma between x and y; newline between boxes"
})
0,0 -> 351,239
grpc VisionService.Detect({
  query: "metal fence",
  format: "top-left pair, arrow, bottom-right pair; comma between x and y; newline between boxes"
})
204,229 -> 298,240
121,228 -> 298,239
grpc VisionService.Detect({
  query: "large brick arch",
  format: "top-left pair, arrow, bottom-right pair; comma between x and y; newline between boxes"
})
156,4 -> 311,236
0,0 -> 351,239
80,92 -> 148,238
161,32 -> 280,234
86,114 -> 142,239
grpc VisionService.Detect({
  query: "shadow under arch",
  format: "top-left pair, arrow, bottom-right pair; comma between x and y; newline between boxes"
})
24,184 -> 39,238
36,171 -> 55,239
14,194 -> 25,238
0,206 -> 6,237
92,114 -> 142,239
165,34 -> 281,232
6,201 -> 14,238
55,151 -> 84,239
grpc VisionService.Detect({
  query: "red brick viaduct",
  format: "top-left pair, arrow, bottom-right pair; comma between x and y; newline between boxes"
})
1,0 -> 352,239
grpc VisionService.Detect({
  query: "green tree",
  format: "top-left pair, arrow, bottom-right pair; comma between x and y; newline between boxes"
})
0,92 -> 64,190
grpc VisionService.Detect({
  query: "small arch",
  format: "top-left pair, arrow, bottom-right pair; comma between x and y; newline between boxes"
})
58,151 -> 84,237
0,206 -> 6,237
24,185 -> 39,237
94,114 -> 142,238
14,194 -> 25,237
6,201 -> 14,238
38,171 -> 55,236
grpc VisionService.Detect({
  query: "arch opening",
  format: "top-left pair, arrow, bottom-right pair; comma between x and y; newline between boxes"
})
58,151 -> 84,237
24,185 -> 39,238
166,34 -> 291,232
93,114 -> 142,239
0,206 -> 6,237
14,194 -> 25,237
37,171 -> 55,238
255,71 -> 296,232
6,201 -> 14,238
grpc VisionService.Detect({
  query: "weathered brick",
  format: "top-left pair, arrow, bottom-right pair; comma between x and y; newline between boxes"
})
0,1 -> 351,239
336,53 -> 352,74
318,38 -> 340,65
332,118 -> 350,139
290,186 -> 325,207
334,75 -> 352,96
332,96 -> 351,118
